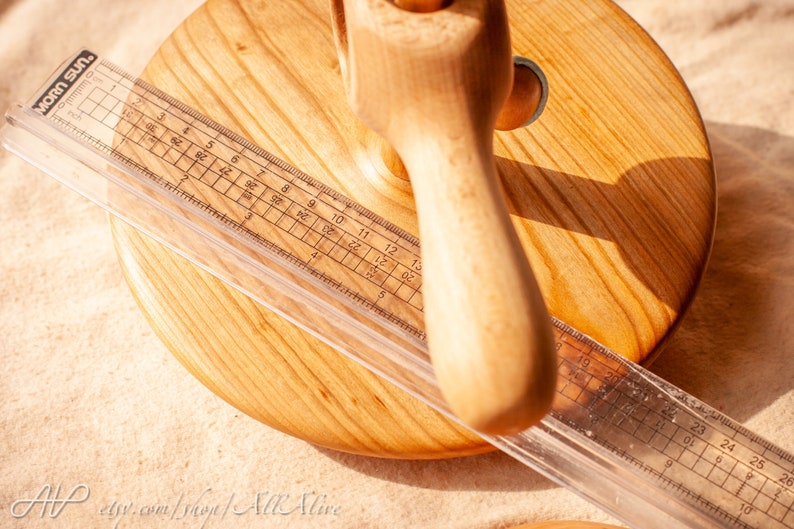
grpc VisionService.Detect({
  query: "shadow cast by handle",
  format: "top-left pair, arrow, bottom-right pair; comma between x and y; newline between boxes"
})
651,122 -> 794,424
316,121 -> 793,491
496,152 -> 714,313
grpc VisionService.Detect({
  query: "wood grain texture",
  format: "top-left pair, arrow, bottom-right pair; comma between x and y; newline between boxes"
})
109,0 -> 715,458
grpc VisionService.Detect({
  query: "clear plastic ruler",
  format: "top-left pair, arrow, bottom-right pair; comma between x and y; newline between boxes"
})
3,50 -> 793,529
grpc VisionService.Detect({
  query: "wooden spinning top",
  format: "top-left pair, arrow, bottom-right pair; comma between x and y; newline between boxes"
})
110,0 -> 715,458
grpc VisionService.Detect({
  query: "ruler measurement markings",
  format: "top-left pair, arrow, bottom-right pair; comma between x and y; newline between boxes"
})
97,57 -> 424,259
600,433 -> 756,529
89,71 -> 427,317
550,324 -> 794,528
50,69 -> 428,336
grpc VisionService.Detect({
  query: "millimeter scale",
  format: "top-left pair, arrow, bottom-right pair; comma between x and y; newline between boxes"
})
3,48 -> 793,529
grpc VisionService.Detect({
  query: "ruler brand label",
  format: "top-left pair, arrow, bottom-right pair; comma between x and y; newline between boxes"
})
32,49 -> 96,116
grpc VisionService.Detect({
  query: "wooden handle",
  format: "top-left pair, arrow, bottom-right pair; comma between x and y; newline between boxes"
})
331,0 -> 556,434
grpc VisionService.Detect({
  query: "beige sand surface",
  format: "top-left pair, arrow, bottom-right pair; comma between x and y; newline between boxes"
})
1,1 -> 792,527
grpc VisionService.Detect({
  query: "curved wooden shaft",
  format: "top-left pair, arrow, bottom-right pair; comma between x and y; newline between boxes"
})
331,0 -> 556,434
405,133 -> 557,433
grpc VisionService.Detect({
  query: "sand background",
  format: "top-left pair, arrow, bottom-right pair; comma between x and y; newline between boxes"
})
1,1 -> 792,527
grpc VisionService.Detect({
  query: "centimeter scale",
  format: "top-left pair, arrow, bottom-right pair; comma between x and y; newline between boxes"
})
4,44 -> 794,529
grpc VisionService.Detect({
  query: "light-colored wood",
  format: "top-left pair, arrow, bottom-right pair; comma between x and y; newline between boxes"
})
496,61 -> 545,131
332,0 -> 556,434
109,0 -> 715,457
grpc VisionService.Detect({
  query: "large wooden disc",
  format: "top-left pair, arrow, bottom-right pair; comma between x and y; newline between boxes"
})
110,0 -> 715,458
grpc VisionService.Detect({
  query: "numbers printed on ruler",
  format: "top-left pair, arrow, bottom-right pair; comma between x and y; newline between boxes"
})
51,59 -> 427,336
550,323 -> 794,527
